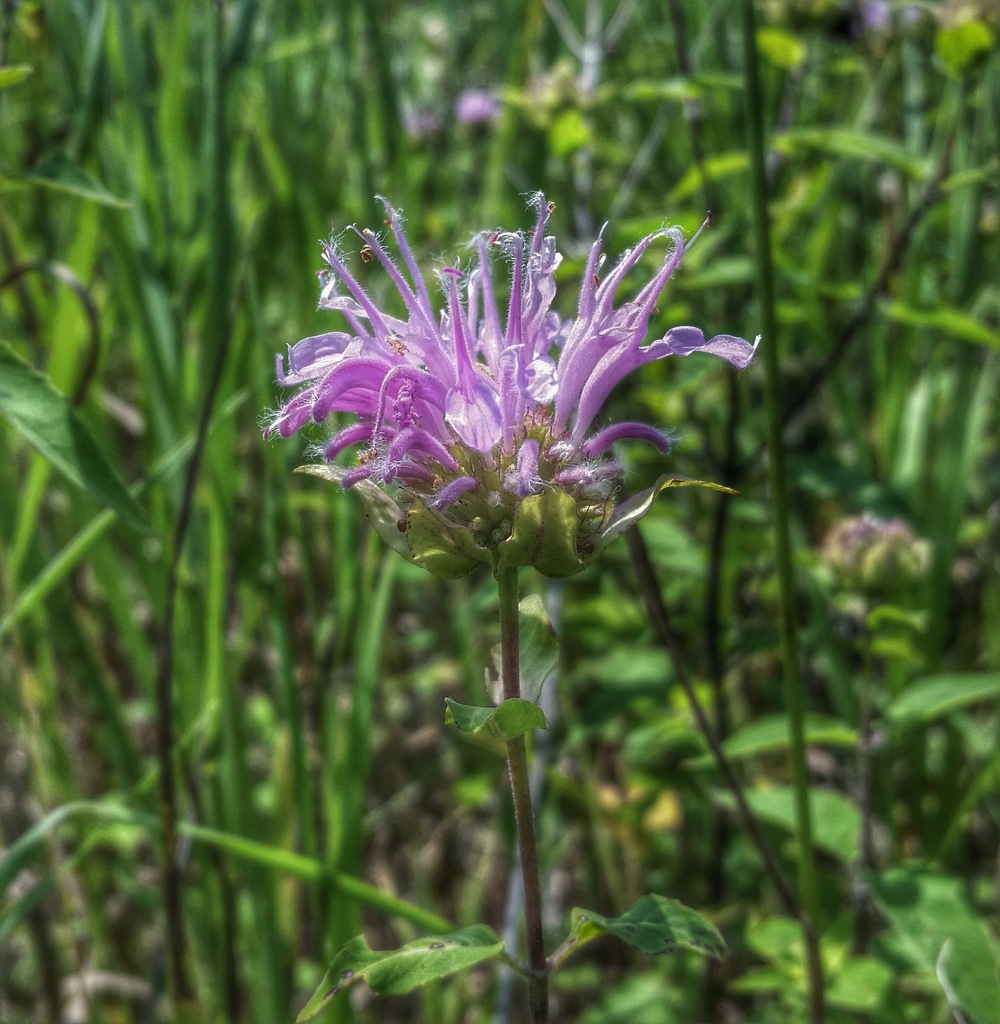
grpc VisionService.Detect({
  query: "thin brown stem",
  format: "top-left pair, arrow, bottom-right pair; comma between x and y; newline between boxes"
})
628,523 -> 830,1019
625,528 -> 804,922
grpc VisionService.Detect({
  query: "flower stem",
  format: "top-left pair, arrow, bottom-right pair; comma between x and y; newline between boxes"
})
497,566 -> 549,1023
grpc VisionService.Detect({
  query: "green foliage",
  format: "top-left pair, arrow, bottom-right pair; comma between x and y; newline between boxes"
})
550,895 -> 725,968
887,672 -> 1000,727
0,341 -> 150,531
15,151 -> 131,206
870,866 -> 1000,1024
445,697 -> 548,740
297,926 -> 504,1021
1,0 -> 998,1022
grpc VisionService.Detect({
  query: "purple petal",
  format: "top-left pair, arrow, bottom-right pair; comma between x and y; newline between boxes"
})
659,326 -> 760,367
568,326 -> 758,440
506,438 -> 541,497
341,464 -> 376,488
445,382 -> 503,453
265,390 -> 318,438
553,461 -> 625,486
370,363 -> 450,438
278,331 -> 356,383
322,421 -> 381,461
565,343 -> 647,441
582,422 -> 673,458
311,358 -> 394,421
387,427 -> 460,472
523,355 -> 558,403
431,475 -> 479,509
553,229 -> 685,434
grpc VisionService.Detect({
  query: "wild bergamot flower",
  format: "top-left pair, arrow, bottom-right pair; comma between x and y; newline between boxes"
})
265,194 -> 758,578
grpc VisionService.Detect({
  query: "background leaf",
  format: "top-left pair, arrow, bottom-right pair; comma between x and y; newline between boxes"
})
18,151 -> 130,206
0,342 -> 150,531
870,865 -> 1000,1024
552,895 -> 725,968
297,925 -> 503,1020
886,673 -> 1000,728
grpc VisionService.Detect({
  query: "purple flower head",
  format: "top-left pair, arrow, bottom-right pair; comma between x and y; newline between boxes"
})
265,194 -> 758,577
455,88 -> 500,126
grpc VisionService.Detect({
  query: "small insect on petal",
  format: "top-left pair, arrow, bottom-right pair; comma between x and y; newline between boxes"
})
360,244 -> 375,263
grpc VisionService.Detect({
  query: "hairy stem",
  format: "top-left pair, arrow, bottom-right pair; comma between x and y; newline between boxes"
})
497,566 -> 549,1023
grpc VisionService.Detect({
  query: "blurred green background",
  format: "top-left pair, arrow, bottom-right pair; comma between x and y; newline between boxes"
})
1,1 -> 999,1022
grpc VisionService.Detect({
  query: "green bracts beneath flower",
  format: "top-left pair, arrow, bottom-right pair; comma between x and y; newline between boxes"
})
298,465 -> 735,578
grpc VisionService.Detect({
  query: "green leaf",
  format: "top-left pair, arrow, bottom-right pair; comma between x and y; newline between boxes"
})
870,865 -> 1000,1024
548,109 -> 590,158
729,965 -> 786,993
687,714 -> 856,768
756,27 -> 807,70
668,151 -> 749,203
444,697 -> 547,740
828,956 -> 894,1012
514,594 -> 558,702
886,673 -> 1000,728
713,787 -> 860,862
498,487 -> 583,577
775,128 -> 926,178
680,256 -> 757,290
550,895 -> 724,969
296,926 -> 503,1021
295,464 -> 413,562
591,474 -> 735,559
620,76 -> 702,103
0,342 -> 150,532
0,65 -> 33,89
19,151 -> 130,206
883,301 -> 1000,351
935,20 -> 994,78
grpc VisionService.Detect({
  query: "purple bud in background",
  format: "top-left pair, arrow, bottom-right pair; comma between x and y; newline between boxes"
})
455,88 -> 499,126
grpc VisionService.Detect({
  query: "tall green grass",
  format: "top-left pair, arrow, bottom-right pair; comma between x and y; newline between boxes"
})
1,2 -> 998,1023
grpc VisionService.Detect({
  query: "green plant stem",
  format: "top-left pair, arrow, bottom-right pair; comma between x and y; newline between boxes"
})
739,2 -> 825,1022
497,566 -> 548,1024
853,623 -> 876,954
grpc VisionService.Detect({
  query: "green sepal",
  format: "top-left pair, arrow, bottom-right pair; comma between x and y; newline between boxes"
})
406,500 -> 490,578
548,894 -> 724,971
498,487 -> 584,577
591,474 -> 736,559
296,464 -> 414,562
297,925 -> 504,1021
445,697 -> 548,740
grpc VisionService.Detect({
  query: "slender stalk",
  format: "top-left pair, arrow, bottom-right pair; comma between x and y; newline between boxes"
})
853,621 -> 876,954
497,566 -> 549,1024
739,3 -> 825,1022
626,528 -> 801,921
